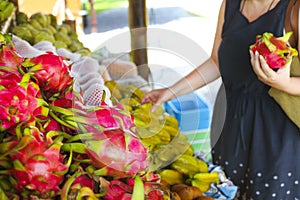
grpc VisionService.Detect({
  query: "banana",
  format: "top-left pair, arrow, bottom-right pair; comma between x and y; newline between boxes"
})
141,135 -> 162,148
124,85 -> 145,100
193,172 -> 219,184
120,97 -> 140,107
191,179 -> 211,193
158,169 -> 184,185
191,172 -> 219,193
133,116 -> 151,127
105,80 -> 122,99
163,124 -> 179,137
156,129 -> 171,142
171,155 -> 208,177
164,114 -> 179,128
183,145 -> 194,156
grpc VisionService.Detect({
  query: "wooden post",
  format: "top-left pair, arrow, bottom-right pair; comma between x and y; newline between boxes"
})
128,0 -> 149,81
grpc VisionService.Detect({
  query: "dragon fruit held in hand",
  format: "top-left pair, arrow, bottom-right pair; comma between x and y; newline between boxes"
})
250,32 -> 298,69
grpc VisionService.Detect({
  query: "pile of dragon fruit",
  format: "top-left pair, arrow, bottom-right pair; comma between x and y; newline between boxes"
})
0,33 -> 169,199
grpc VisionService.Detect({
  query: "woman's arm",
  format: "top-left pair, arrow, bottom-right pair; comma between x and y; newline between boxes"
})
141,0 -> 226,108
168,0 -> 226,97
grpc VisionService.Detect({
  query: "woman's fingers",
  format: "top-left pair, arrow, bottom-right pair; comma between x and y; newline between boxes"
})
259,54 -> 276,81
250,50 -> 276,82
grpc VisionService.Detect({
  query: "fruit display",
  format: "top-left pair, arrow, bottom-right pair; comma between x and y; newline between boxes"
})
0,3 -> 238,196
0,32 -> 234,199
11,11 -> 91,56
250,31 -> 298,70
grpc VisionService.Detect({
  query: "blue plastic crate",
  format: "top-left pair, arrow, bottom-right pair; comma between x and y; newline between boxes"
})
164,92 -> 211,132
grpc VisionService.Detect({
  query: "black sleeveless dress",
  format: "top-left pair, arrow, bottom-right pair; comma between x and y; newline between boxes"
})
212,0 -> 300,199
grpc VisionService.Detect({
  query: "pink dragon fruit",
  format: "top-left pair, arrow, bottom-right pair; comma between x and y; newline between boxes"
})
9,127 -> 69,198
0,33 -> 24,73
86,103 -> 135,132
0,70 -> 46,132
250,31 -> 298,69
85,128 -> 149,178
22,52 -> 73,98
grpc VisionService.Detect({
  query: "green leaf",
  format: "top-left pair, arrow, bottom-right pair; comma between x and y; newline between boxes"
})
280,31 -> 293,43
132,175 -> 144,200
61,143 -> 87,154
49,111 -> 76,130
262,32 -> 276,52
49,105 -> 75,116
12,160 -> 26,172
19,73 -> 31,89
0,186 -> 9,200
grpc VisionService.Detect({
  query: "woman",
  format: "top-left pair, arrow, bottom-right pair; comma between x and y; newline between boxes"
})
141,0 -> 300,199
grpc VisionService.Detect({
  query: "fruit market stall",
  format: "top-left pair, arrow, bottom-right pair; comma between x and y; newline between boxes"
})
0,2 -> 237,199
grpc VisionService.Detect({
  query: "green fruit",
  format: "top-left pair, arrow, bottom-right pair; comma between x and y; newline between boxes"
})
158,169 -> 184,185
57,24 -> 71,35
11,26 -> 33,44
16,12 -> 28,25
47,25 -> 57,34
30,12 -> 49,27
75,48 -> 91,56
0,0 -> 9,11
40,28 -> 54,36
54,40 -> 67,49
29,19 -> 42,30
19,23 -> 39,38
54,32 -> 71,45
47,14 -> 57,27
0,2 -> 14,21
33,31 -> 55,44
68,40 -> 83,52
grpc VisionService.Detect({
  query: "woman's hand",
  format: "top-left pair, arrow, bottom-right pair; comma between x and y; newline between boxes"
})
250,50 -> 291,91
141,88 -> 175,111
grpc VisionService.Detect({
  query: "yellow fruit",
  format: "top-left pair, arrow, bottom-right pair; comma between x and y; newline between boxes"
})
183,145 -> 194,156
171,155 -> 208,177
158,169 -> 184,185
125,85 -> 145,100
105,81 -> 122,99
164,114 -> 179,128
193,172 -> 219,184
163,125 -> 179,137
156,129 -> 171,142
191,179 -> 211,193
191,172 -> 219,192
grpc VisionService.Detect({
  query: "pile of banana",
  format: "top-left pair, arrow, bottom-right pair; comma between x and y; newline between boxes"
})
105,80 -> 220,196
0,0 -> 15,22
158,153 -> 219,193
